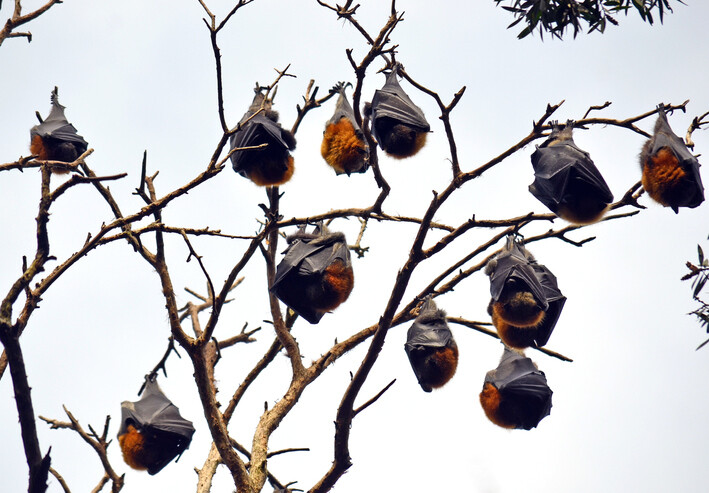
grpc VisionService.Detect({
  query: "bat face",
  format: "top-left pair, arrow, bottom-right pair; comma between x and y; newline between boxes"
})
29,87 -> 88,165
369,65 -> 430,159
321,87 -> 369,175
529,121 -> 613,224
479,348 -> 553,430
118,379 -> 195,475
486,237 -> 566,349
230,92 -> 296,187
404,298 -> 458,392
640,106 -> 705,213
271,226 -> 354,324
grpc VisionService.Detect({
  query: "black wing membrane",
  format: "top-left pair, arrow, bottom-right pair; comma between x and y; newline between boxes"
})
118,377 -> 195,475
370,67 -> 430,133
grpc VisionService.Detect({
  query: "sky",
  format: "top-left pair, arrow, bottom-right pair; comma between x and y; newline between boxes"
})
2,1 -> 709,492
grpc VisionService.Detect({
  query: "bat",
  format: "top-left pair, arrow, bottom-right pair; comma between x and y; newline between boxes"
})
529,120 -> 614,224
479,347 -> 553,430
271,224 -> 354,324
29,87 -> 88,171
485,235 -> 566,349
117,377 -> 195,475
639,104 -> 705,213
230,87 -> 296,186
366,63 -> 430,159
321,82 -> 369,175
404,297 -> 459,392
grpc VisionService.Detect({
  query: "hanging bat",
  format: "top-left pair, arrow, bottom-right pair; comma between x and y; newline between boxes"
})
639,104 -> 705,213
529,120 -> 614,224
365,63 -> 430,159
404,297 -> 459,392
29,87 -> 88,171
321,82 -> 369,175
271,224 -> 354,324
230,87 -> 296,186
485,235 -> 566,349
117,376 -> 195,475
479,347 -> 553,430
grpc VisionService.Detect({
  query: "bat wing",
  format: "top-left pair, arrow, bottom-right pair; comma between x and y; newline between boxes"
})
529,143 -> 613,213
371,70 -> 430,132
328,90 -> 361,132
488,242 -> 548,311
650,111 -> 704,208
485,348 -> 552,429
529,263 -> 566,347
119,379 -> 195,438
30,99 -> 88,148
229,114 -> 293,174
271,232 -> 350,324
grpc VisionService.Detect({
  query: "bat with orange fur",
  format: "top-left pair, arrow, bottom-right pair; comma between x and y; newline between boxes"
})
485,235 -> 565,349
404,297 -> 458,392
529,120 -> 613,224
639,104 -> 704,213
365,63 -> 430,159
230,86 -> 296,186
321,82 -> 369,175
271,224 -> 354,324
479,347 -> 552,430
30,87 -> 88,170
118,376 -> 194,475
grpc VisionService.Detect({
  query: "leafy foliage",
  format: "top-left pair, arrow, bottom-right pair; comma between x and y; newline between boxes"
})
683,238 -> 709,349
494,0 -> 683,39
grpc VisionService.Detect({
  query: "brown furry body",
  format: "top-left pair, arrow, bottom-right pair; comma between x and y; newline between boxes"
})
303,259 -> 354,312
556,199 -> 610,225
30,135 -> 78,174
375,118 -> 427,159
490,291 -> 545,349
118,425 -> 154,471
321,118 -> 366,173
641,147 -> 691,209
415,345 -> 459,390
246,154 -> 294,187
480,383 -> 516,429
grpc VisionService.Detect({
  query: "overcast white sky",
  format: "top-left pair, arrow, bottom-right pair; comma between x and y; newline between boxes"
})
2,1 -> 709,492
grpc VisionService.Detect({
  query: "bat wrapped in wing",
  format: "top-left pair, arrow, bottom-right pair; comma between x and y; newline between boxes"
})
529,120 -> 613,224
321,82 -> 369,175
366,63 -> 430,159
479,347 -> 553,430
271,224 -> 354,324
30,87 -> 88,168
404,297 -> 458,392
485,235 -> 565,349
230,87 -> 296,186
640,104 -> 704,213
117,376 -> 195,475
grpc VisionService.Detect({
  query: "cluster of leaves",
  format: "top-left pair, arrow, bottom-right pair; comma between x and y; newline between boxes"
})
683,239 -> 709,349
494,0 -> 681,39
